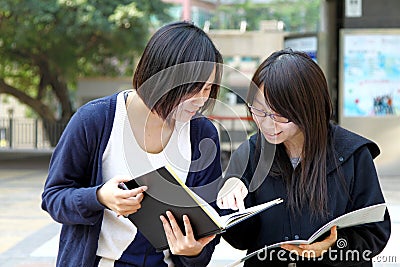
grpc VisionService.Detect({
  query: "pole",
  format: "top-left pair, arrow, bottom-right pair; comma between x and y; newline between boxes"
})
182,0 -> 191,21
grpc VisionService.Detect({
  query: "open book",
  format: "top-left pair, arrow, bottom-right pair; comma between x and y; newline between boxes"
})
121,166 -> 283,251
227,203 -> 387,267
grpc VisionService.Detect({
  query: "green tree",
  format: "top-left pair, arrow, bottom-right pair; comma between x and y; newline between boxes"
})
0,0 -> 170,145
212,0 -> 320,32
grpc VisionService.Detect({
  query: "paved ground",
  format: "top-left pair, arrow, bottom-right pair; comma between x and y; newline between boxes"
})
0,154 -> 399,266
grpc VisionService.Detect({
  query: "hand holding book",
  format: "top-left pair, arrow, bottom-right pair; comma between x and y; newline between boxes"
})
121,166 -> 283,251
227,203 -> 387,267
160,211 -> 217,256
97,176 -> 147,217
267,203 -> 387,248
280,225 -> 338,258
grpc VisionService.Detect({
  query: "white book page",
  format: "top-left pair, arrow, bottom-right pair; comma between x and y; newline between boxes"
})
189,193 -> 283,228
307,203 -> 386,243
228,203 -> 387,266
266,203 -> 387,248
266,239 -> 310,248
175,176 -> 283,229
220,198 -> 284,228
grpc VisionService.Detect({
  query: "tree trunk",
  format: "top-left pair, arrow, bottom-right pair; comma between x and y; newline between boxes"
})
0,79 -> 69,147
42,118 -> 67,147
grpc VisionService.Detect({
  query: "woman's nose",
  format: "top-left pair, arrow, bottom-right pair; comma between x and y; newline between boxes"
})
193,90 -> 209,104
192,96 -> 206,107
259,115 -> 276,128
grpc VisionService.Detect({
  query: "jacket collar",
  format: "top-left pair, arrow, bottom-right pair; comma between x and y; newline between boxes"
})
327,122 -> 380,174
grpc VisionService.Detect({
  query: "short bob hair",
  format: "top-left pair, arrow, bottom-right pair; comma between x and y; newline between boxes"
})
133,21 -> 223,120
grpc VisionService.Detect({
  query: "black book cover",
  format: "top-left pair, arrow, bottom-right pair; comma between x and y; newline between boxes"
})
124,167 -> 222,251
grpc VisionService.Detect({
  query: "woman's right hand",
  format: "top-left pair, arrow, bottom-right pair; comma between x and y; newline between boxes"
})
97,176 -> 147,217
217,177 -> 248,211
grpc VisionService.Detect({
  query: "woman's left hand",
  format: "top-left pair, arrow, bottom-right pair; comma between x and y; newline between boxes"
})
160,211 -> 216,256
280,226 -> 337,258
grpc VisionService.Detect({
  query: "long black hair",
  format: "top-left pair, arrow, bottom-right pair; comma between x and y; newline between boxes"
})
248,49 -> 333,218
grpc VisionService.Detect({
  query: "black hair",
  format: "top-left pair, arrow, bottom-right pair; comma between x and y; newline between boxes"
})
133,21 -> 223,120
248,49 -> 333,218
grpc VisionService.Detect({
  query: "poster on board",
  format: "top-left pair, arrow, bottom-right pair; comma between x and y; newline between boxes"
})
341,30 -> 400,117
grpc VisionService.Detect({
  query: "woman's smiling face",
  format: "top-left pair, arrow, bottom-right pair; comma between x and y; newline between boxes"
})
250,86 -> 303,146
173,67 -> 215,122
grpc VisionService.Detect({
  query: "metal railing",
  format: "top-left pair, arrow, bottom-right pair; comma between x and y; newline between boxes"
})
208,115 -> 256,151
208,115 -> 255,170
0,118 -> 66,149
0,116 -> 255,151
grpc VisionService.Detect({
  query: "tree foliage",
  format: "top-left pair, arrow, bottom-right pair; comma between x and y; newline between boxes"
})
0,0 -> 170,144
212,0 -> 320,32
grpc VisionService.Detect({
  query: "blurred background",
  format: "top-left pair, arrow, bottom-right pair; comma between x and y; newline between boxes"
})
0,0 -> 399,266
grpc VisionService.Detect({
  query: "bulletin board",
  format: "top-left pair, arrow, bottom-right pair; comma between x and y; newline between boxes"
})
340,29 -> 400,117
339,29 -> 400,176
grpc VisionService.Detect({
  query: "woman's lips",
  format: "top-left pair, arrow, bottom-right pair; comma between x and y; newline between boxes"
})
185,108 -> 200,114
265,131 -> 282,137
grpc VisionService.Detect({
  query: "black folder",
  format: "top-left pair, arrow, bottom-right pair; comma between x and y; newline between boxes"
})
123,166 -> 283,251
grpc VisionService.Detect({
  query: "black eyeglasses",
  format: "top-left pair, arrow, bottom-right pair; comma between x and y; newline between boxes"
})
247,103 -> 290,123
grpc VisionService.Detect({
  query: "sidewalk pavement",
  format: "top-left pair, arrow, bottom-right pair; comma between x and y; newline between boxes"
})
0,155 -> 399,267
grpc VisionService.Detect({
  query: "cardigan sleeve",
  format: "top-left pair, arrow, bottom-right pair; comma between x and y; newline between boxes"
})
321,146 -> 391,266
41,108 -> 105,225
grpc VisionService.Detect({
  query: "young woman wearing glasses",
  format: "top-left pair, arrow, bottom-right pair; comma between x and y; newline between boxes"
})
217,49 -> 390,266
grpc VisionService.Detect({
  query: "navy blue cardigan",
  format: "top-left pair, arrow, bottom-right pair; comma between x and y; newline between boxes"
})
41,93 -> 222,267
222,123 -> 391,266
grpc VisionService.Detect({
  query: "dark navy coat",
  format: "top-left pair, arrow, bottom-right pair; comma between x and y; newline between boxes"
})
223,123 -> 391,267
